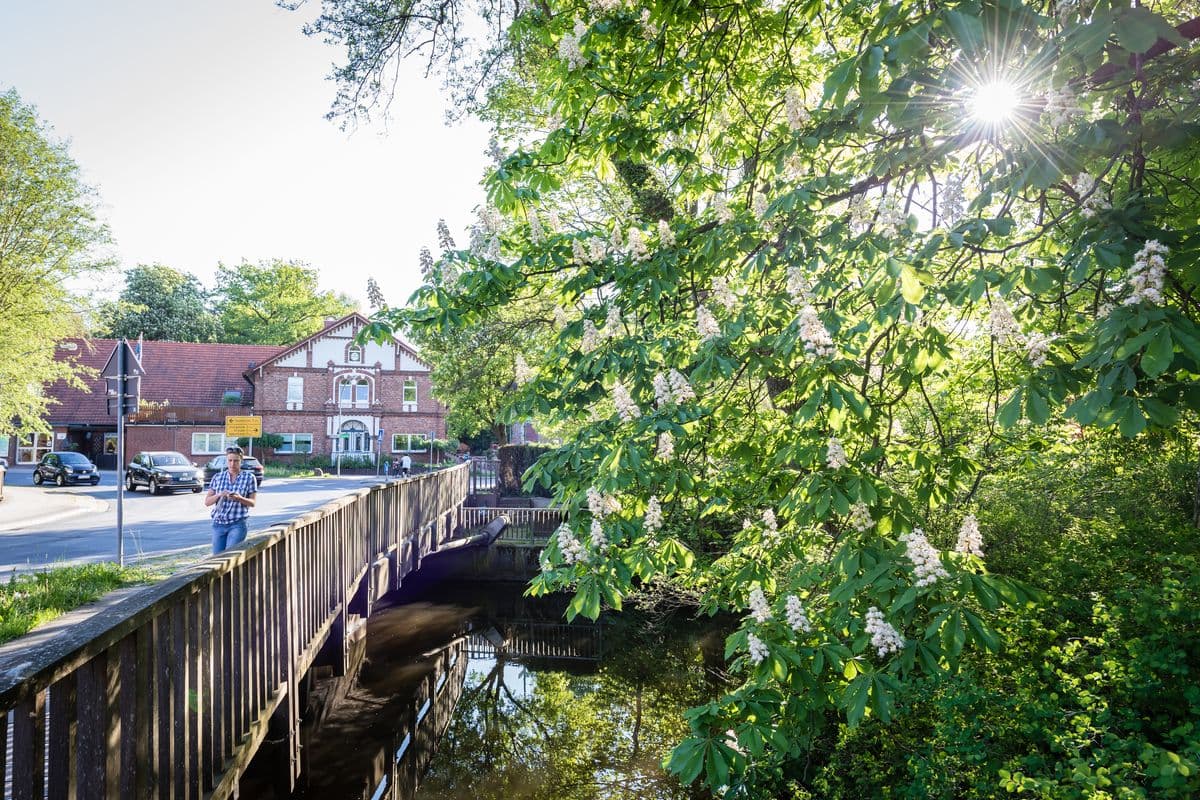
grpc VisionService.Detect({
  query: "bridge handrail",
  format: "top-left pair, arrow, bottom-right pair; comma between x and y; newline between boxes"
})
0,462 -> 469,799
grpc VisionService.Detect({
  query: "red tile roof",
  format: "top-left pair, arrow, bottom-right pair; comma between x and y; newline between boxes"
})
47,339 -> 286,426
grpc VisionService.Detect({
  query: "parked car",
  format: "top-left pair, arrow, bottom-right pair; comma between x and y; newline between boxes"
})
202,455 -> 264,486
33,451 -> 100,487
126,451 -> 204,494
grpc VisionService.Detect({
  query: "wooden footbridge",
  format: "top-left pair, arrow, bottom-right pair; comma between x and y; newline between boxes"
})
0,463 -> 560,799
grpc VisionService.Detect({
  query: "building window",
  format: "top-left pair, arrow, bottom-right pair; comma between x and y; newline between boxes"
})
347,345 -> 362,363
16,433 -> 51,464
287,377 -> 304,410
391,433 -> 429,453
276,433 -> 313,454
192,432 -> 227,454
339,378 -> 370,405
402,379 -> 417,412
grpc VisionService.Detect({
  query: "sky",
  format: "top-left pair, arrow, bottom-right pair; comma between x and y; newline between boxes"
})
0,0 -> 492,311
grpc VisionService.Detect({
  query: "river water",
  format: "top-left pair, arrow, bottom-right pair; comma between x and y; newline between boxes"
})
244,575 -> 729,799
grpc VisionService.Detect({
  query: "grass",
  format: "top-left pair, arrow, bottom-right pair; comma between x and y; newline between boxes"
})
0,562 -> 155,646
262,463 -> 320,479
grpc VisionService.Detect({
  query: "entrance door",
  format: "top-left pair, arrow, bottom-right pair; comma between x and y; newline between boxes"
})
339,421 -> 370,453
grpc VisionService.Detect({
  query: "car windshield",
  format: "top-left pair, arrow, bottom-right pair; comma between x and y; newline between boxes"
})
150,454 -> 189,466
59,453 -> 91,465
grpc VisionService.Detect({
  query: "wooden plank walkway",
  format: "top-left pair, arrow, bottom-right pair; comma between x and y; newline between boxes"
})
0,464 -> 469,799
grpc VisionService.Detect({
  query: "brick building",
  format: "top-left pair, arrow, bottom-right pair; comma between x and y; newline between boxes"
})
2,313 -> 447,468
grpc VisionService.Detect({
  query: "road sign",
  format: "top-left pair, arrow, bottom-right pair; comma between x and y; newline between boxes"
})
103,340 -> 145,417
225,416 -> 262,438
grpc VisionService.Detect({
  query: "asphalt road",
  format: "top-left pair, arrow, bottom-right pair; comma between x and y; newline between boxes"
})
0,469 -> 392,572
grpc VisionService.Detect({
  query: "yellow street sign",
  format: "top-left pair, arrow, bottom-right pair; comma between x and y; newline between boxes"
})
225,416 -> 262,438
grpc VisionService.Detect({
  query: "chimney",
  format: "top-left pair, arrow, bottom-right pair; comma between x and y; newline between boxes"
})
323,317 -> 336,327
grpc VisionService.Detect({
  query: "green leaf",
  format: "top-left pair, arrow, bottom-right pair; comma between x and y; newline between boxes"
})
900,265 -> 925,304
842,675 -> 871,727
998,388 -> 1023,428
1140,327 -> 1174,377
944,9 -> 984,54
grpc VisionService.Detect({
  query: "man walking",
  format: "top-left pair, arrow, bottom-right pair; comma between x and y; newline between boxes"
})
400,453 -> 412,477
205,445 -> 258,554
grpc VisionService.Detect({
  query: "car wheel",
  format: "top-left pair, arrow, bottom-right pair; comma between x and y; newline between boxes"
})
149,478 -> 159,495
55,474 -> 66,487
126,474 -> 137,491
33,471 -> 43,485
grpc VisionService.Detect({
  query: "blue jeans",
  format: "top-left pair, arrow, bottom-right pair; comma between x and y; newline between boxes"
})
212,519 -> 248,555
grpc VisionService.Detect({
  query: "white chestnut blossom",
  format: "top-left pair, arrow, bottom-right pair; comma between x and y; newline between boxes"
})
514,355 -> 534,384
697,305 -> 721,341
784,86 -> 810,130
989,297 -> 1023,344
1025,332 -> 1055,367
865,607 -> 905,658
786,266 -> 812,303
849,501 -> 873,533
627,227 -> 649,261
657,431 -> 675,459
786,595 -> 812,633
589,518 -> 608,550
1042,86 -> 1080,128
748,587 -> 773,623
747,632 -> 769,665
612,380 -> 641,422
1072,173 -> 1110,218
1124,240 -> 1169,306
712,195 -> 733,224
653,372 -> 672,408
752,193 -> 770,227
572,239 -> 589,264
826,437 -> 848,470
528,213 -> 544,244
639,8 -> 658,38
848,194 -> 871,233
667,369 -> 696,403
559,19 -> 587,70
711,277 -> 738,312
588,238 -> 608,263
657,219 -> 675,248
644,496 -> 663,534
553,307 -> 570,329
939,175 -> 965,228
876,195 -> 906,232
956,513 -> 985,558
899,528 -> 949,587
603,304 -> 623,339
798,305 -> 835,358
762,508 -> 778,541
555,523 -> 585,564
436,218 -> 456,250
580,320 -> 600,353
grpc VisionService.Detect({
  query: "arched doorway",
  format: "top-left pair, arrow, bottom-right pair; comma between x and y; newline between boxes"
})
339,420 -> 370,454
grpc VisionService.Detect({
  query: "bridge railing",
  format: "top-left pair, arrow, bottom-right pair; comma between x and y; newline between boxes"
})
467,457 -> 500,494
0,463 -> 469,800
459,506 -> 563,545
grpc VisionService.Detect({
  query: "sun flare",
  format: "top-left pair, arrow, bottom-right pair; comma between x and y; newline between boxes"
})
967,81 -> 1022,125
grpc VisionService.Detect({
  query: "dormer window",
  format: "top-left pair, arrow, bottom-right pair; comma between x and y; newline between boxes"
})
347,345 -> 362,363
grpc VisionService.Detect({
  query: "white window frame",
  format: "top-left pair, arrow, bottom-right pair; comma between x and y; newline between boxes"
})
276,433 -> 313,454
402,379 -> 417,412
338,377 -> 370,406
16,433 -> 52,464
391,433 -> 428,453
347,345 -> 362,363
286,376 -> 304,410
192,432 -> 227,455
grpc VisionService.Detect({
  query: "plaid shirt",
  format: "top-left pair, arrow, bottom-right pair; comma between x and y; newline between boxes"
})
209,469 -> 258,523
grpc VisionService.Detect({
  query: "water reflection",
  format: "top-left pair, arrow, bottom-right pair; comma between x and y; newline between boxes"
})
253,580 -> 727,800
